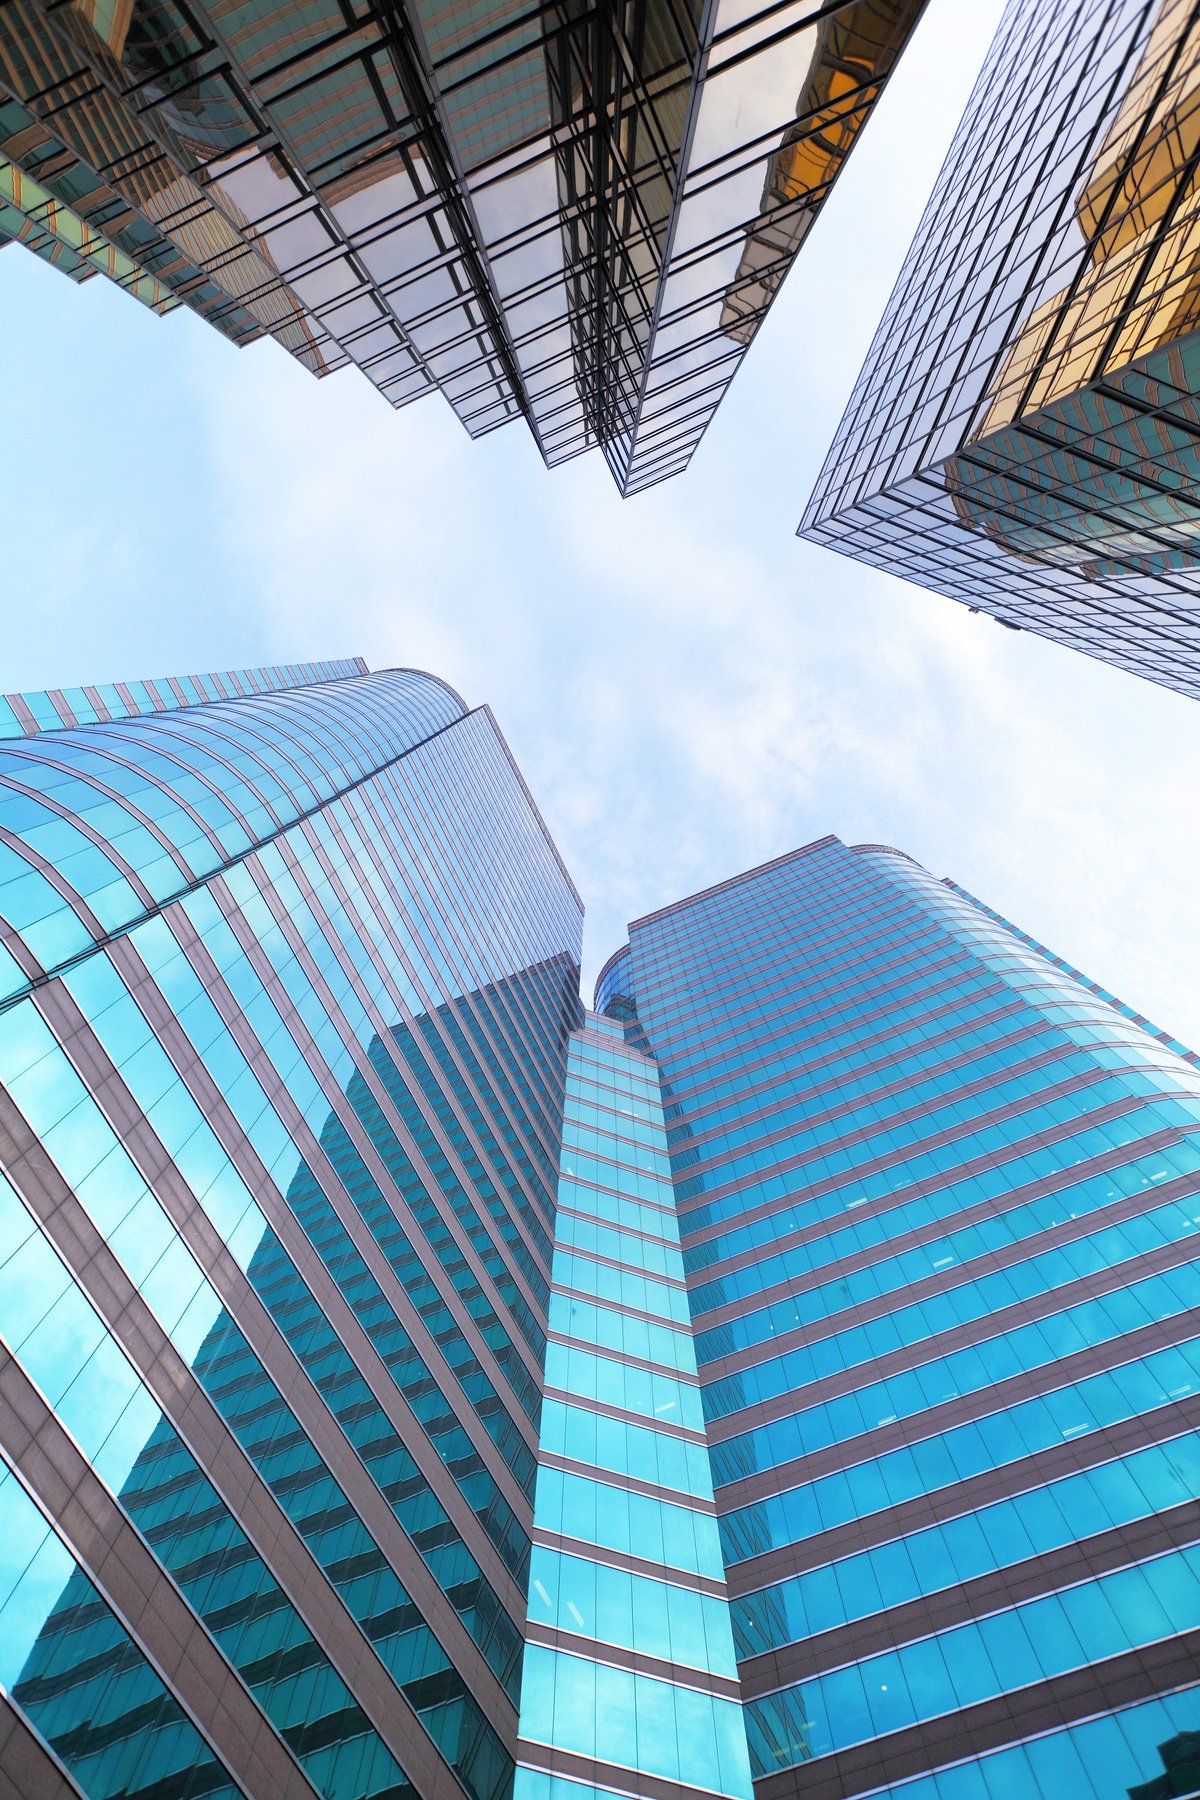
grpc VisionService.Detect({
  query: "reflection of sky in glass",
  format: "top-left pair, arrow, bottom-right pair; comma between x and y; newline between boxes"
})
0,1175 -> 167,1494
0,1174 -> 192,1690
0,663 -> 585,1792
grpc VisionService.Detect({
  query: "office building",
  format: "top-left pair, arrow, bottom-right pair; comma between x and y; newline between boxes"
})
0,0 -> 922,495
0,659 -> 586,1800
802,0 -> 1200,701
1,662 -> 1198,1800
595,835 -> 1200,1800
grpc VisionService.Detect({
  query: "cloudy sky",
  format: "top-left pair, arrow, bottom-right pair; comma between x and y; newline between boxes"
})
6,0 -> 1200,1048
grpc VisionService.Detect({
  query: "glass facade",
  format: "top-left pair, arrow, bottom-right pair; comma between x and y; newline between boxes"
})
803,0 -> 1200,701
2,668 -> 1198,1800
0,660 -> 583,1800
0,0 -> 922,494
514,1014 -> 752,1800
598,836 -> 1200,1800
0,657 -> 369,741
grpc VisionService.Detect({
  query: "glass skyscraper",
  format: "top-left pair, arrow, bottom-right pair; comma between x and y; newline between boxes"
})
0,660 -> 584,1800
595,837 -> 1200,1800
0,0 -> 921,495
1,662 -> 1198,1800
802,0 -> 1200,702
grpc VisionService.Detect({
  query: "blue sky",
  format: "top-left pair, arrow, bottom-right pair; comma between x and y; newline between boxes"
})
5,0 -> 1200,1048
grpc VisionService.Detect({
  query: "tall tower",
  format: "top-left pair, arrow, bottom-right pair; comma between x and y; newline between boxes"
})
802,0 -> 1200,701
597,836 -> 1200,1799
0,660 -> 583,1800
0,0 -> 923,494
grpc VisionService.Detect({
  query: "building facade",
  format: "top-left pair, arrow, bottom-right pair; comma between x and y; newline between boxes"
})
1,664 -> 1199,1800
597,836 -> 1200,1800
0,660 -> 585,1800
802,0 -> 1200,702
513,1011 -> 753,1800
0,0 -> 922,495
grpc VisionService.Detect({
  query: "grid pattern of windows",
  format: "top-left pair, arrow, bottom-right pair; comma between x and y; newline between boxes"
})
0,661 -> 583,1800
514,1017 -> 753,1800
603,834 -> 1200,1800
0,0 -> 921,494
803,0 -> 1200,702
0,656 -> 369,740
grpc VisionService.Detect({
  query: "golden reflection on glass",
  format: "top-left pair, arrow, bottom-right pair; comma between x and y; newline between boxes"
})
952,0 -> 1200,578
722,1 -> 917,344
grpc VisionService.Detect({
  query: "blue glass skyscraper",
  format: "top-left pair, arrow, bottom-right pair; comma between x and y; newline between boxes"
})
0,661 -> 584,1800
594,837 -> 1200,1800
0,668 -> 1197,1800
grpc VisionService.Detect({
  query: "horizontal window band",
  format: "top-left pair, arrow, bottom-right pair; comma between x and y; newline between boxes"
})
690,1134 -> 1194,1334
713,1314 -> 1200,1511
722,1401 -> 1200,1594
543,1330 -> 702,1384
516,1742 -> 739,1800
749,1627 -> 1200,1800
677,1065 -> 1125,1221
555,1203 -> 682,1245
701,1228 -> 1200,1441
535,1451 -> 717,1514
522,1622 -> 742,1700
552,1242 -> 689,1289
679,1092 -> 1164,1258
738,1506 -> 1200,1699
550,1283 -> 694,1330
665,997 -> 1035,1168
541,1387 -> 708,1444
677,1040 -> 1081,1193
530,1528 -> 730,1597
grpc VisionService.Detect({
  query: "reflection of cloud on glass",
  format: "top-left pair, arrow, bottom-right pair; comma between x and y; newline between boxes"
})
6,1443 -> 252,1799
949,0 -> 1200,578
2,936 -> 579,1798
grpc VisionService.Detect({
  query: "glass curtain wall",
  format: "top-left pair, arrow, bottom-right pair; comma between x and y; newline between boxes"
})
515,1013 -> 753,1800
0,661 -> 583,1800
600,835 -> 1200,1800
1,0 -> 922,494
803,0 -> 1200,701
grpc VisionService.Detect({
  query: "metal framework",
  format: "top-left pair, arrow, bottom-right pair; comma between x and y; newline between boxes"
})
0,0 -> 922,493
803,0 -> 1200,698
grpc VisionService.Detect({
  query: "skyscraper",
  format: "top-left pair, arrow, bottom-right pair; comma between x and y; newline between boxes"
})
802,0 -> 1200,702
2,664 -> 1199,1800
0,0 -> 922,496
0,660 -> 586,1800
594,836 -> 1200,1800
